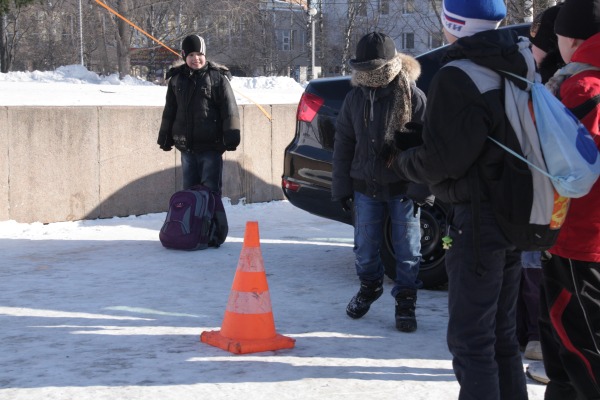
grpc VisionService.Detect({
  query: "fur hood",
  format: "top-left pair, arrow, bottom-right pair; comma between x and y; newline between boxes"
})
166,60 -> 231,80
351,53 -> 421,87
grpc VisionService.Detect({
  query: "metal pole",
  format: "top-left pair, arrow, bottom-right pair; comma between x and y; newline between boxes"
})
308,7 -> 317,80
79,0 -> 84,65
311,17 -> 315,80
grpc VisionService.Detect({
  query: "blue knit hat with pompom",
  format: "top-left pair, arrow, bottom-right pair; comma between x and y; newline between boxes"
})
442,0 -> 506,38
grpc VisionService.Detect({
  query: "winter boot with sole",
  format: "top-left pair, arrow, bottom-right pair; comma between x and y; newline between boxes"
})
395,288 -> 417,332
346,279 -> 384,319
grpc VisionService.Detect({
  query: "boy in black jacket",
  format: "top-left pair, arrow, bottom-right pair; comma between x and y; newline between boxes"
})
157,35 -> 240,193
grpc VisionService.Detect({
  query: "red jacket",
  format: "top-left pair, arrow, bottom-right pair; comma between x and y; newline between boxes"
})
550,32 -> 600,262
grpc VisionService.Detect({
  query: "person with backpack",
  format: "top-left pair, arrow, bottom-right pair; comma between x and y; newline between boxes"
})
157,34 -> 240,194
332,32 -> 426,333
390,0 -> 536,398
517,3 -> 566,364
537,1 -> 600,398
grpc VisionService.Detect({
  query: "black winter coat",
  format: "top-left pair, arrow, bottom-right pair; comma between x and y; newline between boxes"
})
332,80 -> 426,201
157,62 -> 240,153
393,29 -> 534,204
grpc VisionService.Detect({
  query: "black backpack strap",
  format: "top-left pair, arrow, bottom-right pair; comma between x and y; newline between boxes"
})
569,94 -> 600,121
468,167 -> 484,277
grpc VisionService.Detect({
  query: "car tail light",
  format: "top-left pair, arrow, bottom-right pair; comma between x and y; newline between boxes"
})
282,178 -> 301,192
296,92 -> 324,123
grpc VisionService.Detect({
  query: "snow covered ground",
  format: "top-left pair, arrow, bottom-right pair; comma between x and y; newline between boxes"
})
0,201 -> 547,400
0,64 -> 305,106
0,66 -> 546,399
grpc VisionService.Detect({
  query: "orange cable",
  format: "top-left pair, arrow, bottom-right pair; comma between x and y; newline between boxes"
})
93,0 -> 179,57
94,0 -> 273,121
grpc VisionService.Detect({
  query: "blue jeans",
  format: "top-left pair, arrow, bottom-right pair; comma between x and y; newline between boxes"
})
446,203 -> 527,400
353,192 -> 421,296
181,150 -> 223,193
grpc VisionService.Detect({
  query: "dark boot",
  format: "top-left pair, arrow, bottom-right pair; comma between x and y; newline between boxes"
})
395,289 -> 417,332
346,279 -> 384,319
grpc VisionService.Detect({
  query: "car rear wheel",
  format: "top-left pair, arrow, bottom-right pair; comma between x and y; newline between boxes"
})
380,201 -> 448,289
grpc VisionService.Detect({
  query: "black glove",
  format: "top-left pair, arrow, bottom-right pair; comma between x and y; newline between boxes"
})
394,122 -> 424,151
224,131 -> 240,152
380,141 -> 398,168
340,196 -> 354,213
406,182 -> 435,208
158,135 -> 174,151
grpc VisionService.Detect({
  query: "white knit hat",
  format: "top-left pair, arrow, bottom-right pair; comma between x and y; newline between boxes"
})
441,0 -> 506,38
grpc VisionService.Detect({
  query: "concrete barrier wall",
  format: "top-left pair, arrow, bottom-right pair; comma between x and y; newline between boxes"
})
0,104 -> 296,223
0,107 -> 8,222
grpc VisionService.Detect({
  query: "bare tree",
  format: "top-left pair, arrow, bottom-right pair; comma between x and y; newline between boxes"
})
115,0 -> 131,78
125,0 -> 189,80
5,0 -> 563,80
505,0 -> 563,24
533,0 -> 559,16
320,0 -> 443,77
90,10 -> 111,73
0,0 -> 35,72
323,0 -> 360,76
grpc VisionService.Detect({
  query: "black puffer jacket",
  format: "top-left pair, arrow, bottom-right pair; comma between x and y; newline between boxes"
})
157,61 -> 240,153
393,29 -> 533,204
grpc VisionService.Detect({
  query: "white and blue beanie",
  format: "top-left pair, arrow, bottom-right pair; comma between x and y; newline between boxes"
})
442,0 -> 506,38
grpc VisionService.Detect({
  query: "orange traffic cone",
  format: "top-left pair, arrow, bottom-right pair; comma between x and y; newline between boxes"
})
200,221 -> 295,354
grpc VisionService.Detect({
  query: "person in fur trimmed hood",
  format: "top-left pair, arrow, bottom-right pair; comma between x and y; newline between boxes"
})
157,34 -> 240,194
331,32 -> 426,332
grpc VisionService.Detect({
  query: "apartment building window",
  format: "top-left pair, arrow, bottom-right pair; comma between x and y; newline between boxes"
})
401,32 -> 415,49
401,0 -> 416,14
278,30 -> 292,51
297,30 -> 306,49
429,32 -> 443,49
379,0 -> 389,15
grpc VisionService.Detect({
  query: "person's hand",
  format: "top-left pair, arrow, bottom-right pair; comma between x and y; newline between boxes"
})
394,122 -> 424,150
340,196 -> 354,212
160,145 -> 172,151
380,142 -> 398,168
224,131 -> 240,151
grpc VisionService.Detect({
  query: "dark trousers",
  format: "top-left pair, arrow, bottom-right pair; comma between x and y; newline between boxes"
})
517,266 -> 543,346
446,203 -> 528,400
181,150 -> 223,193
540,253 -> 600,400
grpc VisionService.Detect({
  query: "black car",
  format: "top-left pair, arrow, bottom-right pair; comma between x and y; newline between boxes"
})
282,24 -> 530,289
